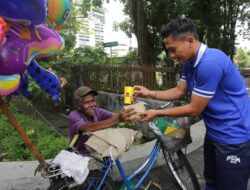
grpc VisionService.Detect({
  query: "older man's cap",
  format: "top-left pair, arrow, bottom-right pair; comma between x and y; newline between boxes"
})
74,86 -> 98,98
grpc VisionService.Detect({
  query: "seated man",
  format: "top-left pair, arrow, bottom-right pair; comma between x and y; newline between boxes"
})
69,86 -> 135,154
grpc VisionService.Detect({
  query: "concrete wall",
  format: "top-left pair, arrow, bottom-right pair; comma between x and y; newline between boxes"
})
96,91 -> 173,113
244,77 -> 250,95
96,91 -> 181,139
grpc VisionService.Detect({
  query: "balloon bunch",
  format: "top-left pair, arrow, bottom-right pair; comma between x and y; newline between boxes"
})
0,0 -> 71,103
0,17 -> 6,45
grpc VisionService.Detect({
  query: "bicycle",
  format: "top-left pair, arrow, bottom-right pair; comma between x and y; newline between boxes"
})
42,103 -> 200,190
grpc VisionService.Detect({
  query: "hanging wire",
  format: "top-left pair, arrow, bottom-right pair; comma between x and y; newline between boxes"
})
13,93 -> 68,140
28,102 -> 66,139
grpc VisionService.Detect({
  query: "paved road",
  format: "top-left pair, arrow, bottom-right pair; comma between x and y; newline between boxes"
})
114,147 -> 205,190
131,146 -> 206,190
0,147 -> 206,190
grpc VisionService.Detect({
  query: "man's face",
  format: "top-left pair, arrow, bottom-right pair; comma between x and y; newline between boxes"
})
80,94 -> 97,117
163,35 -> 192,64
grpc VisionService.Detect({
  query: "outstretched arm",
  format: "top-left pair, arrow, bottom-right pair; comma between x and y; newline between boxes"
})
134,80 -> 187,101
140,94 -> 209,121
80,108 -> 136,132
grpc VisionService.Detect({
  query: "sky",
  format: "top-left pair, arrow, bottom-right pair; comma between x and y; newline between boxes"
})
236,36 -> 250,51
235,21 -> 250,51
103,1 -> 137,48
103,1 -> 249,51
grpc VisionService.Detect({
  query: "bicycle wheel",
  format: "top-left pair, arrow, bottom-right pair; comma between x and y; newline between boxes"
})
162,148 -> 200,190
47,170 -> 116,190
47,179 -> 67,190
79,170 -> 117,190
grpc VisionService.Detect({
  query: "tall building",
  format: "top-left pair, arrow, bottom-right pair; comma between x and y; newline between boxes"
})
73,1 -> 138,57
75,9 -> 105,47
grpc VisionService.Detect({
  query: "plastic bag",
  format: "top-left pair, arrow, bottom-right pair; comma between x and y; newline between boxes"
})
149,116 -> 191,152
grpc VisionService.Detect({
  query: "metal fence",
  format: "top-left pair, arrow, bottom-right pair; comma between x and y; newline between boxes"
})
71,65 -> 250,95
71,65 -> 177,93
240,69 -> 250,95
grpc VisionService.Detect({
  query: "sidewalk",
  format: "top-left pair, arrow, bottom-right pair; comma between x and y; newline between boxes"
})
0,120 -> 206,190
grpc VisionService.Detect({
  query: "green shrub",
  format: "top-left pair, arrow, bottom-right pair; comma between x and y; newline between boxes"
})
36,135 -> 69,159
0,108 -> 68,161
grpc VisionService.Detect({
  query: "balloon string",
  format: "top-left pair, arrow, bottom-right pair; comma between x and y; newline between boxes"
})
17,93 -> 67,140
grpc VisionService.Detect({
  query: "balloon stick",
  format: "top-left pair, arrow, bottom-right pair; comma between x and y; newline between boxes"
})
0,97 -> 47,170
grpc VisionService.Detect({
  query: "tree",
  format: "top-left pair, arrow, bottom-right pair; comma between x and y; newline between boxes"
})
117,0 -> 183,66
189,0 -> 250,58
39,1 -> 98,72
72,46 -> 107,65
54,0 -> 249,66
234,48 -> 250,68
114,0 -> 250,65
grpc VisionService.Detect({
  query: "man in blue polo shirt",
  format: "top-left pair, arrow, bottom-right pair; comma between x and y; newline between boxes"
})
134,17 -> 250,190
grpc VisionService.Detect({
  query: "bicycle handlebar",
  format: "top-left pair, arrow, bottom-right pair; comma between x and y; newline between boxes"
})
136,100 -> 174,110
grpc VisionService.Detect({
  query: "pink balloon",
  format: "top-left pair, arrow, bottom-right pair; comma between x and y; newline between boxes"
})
0,17 -> 6,44
0,21 -> 64,76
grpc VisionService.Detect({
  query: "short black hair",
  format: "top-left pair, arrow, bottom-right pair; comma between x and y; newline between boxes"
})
161,17 -> 198,40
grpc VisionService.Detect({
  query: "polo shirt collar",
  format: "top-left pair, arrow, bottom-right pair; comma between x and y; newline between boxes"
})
191,43 -> 207,68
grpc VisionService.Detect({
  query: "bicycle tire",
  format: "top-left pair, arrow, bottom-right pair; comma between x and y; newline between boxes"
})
79,170 -> 117,190
47,179 -> 67,190
47,170 -> 117,190
162,148 -> 200,190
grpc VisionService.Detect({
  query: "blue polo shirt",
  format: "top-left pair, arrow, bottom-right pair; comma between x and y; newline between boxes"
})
181,44 -> 250,144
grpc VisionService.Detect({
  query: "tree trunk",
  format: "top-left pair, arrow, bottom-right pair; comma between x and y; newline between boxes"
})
129,0 -> 156,67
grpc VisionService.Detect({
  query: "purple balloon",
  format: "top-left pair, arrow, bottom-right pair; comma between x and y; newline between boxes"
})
0,21 -> 64,76
12,72 -> 31,97
0,0 -> 47,25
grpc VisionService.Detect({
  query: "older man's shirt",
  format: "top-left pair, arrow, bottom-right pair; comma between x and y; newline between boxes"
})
69,108 -> 113,154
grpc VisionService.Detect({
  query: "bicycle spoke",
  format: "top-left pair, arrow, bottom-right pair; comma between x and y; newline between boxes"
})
163,149 -> 200,190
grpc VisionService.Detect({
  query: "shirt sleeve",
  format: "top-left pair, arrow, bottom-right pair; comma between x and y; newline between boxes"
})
180,73 -> 186,82
69,111 -> 87,135
97,108 -> 113,120
193,61 -> 223,98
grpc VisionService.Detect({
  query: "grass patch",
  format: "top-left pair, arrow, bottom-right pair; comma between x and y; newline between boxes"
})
0,105 -> 68,161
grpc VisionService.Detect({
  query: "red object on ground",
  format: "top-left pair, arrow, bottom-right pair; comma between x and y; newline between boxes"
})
0,17 -> 6,44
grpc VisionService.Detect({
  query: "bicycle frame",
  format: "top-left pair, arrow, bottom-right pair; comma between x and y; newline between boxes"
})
88,139 -> 162,190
